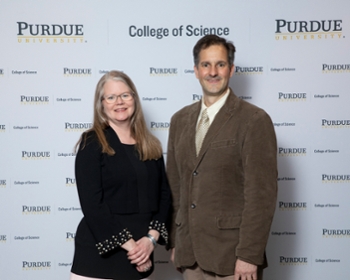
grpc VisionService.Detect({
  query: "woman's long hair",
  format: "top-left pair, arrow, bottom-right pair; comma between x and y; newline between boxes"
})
76,70 -> 162,161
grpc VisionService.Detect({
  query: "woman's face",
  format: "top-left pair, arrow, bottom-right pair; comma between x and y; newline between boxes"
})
102,79 -> 135,126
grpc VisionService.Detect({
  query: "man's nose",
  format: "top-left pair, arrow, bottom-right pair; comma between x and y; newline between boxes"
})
209,66 -> 218,76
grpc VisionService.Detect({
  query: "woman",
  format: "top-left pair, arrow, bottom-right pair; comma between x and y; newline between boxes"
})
70,70 -> 171,280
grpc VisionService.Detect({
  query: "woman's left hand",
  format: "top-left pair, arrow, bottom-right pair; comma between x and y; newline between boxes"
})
136,259 -> 152,273
127,236 -> 154,266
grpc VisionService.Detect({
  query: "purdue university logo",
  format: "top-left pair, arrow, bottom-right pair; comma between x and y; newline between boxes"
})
22,261 -> 51,270
17,22 -> 84,43
275,19 -> 343,40
20,96 -> 49,105
323,229 -> 350,238
22,206 -> 51,214
279,201 -> 307,211
280,256 -> 308,265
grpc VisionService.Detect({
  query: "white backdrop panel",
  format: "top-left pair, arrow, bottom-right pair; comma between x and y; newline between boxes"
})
1,0 -> 350,279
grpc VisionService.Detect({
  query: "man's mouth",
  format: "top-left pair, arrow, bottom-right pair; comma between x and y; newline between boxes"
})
206,77 -> 221,83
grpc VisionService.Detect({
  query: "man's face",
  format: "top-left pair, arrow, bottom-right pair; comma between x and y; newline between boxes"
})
194,44 -> 234,98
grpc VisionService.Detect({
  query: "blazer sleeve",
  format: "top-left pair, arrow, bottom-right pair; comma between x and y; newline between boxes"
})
235,110 -> 278,265
75,133 -> 132,255
166,114 -> 181,249
149,156 -> 172,246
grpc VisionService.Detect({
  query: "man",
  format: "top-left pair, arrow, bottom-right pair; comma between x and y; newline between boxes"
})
166,35 -> 277,280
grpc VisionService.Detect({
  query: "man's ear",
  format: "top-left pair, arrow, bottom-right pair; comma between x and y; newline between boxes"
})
194,65 -> 199,79
230,64 -> 235,77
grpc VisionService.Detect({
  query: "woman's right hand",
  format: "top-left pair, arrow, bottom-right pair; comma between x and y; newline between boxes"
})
127,236 -> 154,266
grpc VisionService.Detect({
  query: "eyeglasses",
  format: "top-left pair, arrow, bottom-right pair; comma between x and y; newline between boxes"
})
102,92 -> 134,103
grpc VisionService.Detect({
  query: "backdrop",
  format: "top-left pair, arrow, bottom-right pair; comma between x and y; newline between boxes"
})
1,0 -> 350,279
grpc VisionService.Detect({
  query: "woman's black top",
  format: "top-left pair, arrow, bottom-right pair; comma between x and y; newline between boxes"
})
71,127 -> 171,279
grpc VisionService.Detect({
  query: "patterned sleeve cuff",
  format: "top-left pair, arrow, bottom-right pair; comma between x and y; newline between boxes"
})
96,228 -> 132,255
149,220 -> 168,245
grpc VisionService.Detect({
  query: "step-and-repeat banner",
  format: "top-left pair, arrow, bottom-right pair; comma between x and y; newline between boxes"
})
1,1 -> 349,279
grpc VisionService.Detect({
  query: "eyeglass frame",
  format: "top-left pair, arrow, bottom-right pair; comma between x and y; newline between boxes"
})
102,92 -> 135,104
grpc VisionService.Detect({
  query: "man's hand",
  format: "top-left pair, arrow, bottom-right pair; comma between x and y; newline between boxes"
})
234,259 -> 257,280
170,248 -> 176,264
170,248 -> 182,273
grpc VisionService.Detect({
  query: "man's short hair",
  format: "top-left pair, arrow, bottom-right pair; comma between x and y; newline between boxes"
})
193,35 -> 236,67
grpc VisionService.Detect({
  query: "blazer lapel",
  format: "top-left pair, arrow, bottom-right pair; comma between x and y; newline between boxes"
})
188,101 -> 202,162
195,91 -> 237,162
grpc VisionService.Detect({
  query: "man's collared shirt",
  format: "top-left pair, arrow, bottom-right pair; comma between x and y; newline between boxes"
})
196,88 -> 230,128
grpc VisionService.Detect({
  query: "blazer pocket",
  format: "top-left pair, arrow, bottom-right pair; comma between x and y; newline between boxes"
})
216,216 -> 241,229
210,139 -> 236,149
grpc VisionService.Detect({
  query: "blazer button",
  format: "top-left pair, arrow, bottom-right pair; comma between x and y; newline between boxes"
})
191,204 -> 196,209
193,171 -> 198,176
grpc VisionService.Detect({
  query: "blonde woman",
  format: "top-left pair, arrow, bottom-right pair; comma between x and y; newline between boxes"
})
70,71 -> 171,280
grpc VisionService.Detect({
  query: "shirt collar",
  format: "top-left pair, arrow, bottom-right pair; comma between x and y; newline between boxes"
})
199,88 -> 230,124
